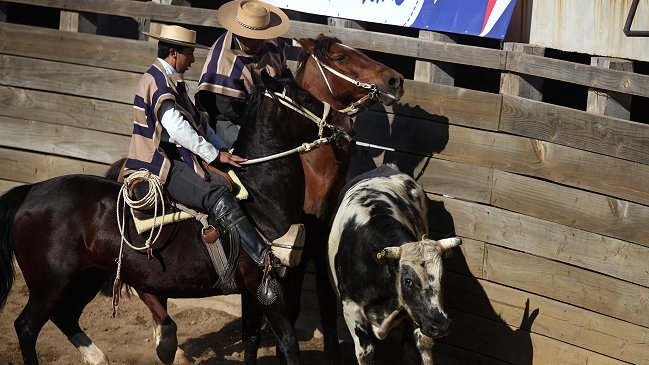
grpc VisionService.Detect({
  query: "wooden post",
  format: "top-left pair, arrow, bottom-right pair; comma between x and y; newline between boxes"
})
587,57 -> 632,120
147,0 -> 187,41
59,11 -> 80,32
414,30 -> 456,86
500,42 -> 545,101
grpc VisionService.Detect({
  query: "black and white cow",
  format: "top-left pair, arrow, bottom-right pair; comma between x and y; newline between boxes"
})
328,164 -> 461,365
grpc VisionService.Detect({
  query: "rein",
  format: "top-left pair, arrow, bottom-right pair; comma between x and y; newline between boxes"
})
311,54 -> 379,115
240,89 -> 347,166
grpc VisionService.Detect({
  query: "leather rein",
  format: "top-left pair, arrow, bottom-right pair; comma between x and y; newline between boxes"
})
240,89 -> 351,165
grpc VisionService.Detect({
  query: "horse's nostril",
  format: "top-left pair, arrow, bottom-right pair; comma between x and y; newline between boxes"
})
388,76 -> 402,90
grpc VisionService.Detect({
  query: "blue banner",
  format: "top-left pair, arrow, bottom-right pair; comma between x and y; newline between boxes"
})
266,0 -> 517,39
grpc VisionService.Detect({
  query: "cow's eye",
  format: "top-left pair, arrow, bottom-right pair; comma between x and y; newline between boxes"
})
405,278 -> 413,287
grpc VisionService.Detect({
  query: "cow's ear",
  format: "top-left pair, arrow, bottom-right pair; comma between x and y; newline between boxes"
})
438,237 -> 462,258
377,247 -> 401,260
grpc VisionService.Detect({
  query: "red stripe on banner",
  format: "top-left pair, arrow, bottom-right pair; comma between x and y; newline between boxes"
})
482,0 -> 497,31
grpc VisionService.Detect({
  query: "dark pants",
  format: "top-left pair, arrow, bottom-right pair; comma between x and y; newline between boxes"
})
164,159 -> 230,212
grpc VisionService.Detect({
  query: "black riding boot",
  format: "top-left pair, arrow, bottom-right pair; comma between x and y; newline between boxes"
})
209,193 -> 280,305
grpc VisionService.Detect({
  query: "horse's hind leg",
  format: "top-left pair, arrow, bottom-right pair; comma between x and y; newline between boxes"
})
135,291 -> 190,365
14,295 -> 55,365
49,269 -> 110,365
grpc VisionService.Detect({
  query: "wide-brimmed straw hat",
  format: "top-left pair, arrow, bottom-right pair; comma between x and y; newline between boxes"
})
217,0 -> 290,40
142,25 -> 209,49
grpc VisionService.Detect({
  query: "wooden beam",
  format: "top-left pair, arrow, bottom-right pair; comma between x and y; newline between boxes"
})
500,42 -> 544,101
414,31 -> 456,86
0,23 -> 208,79
0,147 -> 109,184
382,80 -> 502,131
0,86 -> 132,135
437,195 -> 649,287
491,170 -> 649,247
484,243 -> 649,327
506,50 -> 649,98
587,57 -> 633,120
500,94 -> 649,165
0,0 -> 508,70
446,273 -> 649,364
0,179 -> 22,195
441,307 -> 625,364
0,116 -> 129,164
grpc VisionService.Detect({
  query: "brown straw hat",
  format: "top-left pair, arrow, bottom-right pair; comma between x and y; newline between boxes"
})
217,0 -> 290,40
142,25 -> 209,49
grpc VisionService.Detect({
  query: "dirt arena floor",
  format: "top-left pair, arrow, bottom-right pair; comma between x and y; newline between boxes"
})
0,268 -> 359,365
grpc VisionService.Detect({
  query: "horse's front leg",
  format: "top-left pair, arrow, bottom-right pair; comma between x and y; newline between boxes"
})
136,290 -> 189,364
239,255 -> 300,365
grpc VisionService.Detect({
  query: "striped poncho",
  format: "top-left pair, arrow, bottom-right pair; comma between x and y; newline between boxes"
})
124,59 -> 210,183
197,31 -> 290,100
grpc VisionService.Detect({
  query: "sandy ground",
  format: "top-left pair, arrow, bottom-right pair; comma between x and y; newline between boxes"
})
0,268 -> 360,365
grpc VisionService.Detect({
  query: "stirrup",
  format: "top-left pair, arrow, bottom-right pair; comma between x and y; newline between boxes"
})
257,254 -> 279,306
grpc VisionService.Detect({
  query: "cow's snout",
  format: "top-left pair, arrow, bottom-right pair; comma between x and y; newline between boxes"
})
425,317 -> 451,339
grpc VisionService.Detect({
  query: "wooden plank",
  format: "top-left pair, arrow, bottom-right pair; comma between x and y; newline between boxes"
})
0,22 -> 208,81
506,51 -> 649,98
0,116 -> 129,164
0,86 -> 132,135
500,94 -> 649,165
433,195 -> 649,288
0,147 -> 109,184
491,170 -> 649,247
350,147 -> 493,204
443,237 -> 485,279
484,244 -> 649,327
446,273 -> 649,364
379,80 -> 502,131
359,120 -> 649,206
0,54 -> 140,104
0,180 -> 22,195
441,308 -> 625,365
1,0 -> 507,70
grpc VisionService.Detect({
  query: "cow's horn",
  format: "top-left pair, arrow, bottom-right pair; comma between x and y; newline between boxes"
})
438,237 -> 462,252
377,247 -> 402,260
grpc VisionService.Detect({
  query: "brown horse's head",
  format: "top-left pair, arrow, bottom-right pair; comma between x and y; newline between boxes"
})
295,34 -> 404,115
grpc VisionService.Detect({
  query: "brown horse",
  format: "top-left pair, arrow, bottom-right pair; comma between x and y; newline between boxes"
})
291,34 -> 404,358
0,73 -> 335,365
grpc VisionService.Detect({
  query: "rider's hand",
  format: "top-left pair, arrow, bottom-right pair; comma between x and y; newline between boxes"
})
216,151 -> 247,168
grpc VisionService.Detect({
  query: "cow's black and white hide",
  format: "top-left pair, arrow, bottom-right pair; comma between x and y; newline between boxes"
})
328,164 -> 461,365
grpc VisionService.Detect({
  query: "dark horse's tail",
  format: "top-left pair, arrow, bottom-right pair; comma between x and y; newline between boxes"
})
0,184 -> 32,309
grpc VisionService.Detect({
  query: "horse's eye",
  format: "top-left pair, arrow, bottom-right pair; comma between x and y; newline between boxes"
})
336,55 -> 346,62
405,278 -> 413,287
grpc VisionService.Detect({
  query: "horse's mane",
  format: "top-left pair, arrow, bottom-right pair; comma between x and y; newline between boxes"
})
243,70 -> 302,129
295,35 -> 342,78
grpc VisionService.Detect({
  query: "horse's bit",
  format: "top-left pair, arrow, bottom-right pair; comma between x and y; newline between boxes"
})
311,54 -> 391,116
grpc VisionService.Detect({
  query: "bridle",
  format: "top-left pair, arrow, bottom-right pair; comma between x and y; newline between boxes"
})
240,89 -> 352,165
311,53 -> 395,116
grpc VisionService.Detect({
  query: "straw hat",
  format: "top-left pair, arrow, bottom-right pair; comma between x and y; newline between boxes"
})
142,25 -> 209,49
217,0 -> 290,40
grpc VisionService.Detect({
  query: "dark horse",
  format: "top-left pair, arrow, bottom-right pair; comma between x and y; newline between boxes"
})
0,72 -> 334,365
110,35 -> 404,363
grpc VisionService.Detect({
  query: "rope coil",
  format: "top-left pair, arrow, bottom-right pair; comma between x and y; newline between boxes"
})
113,169 -> 166,316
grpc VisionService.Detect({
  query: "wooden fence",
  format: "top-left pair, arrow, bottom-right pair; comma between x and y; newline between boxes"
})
1,0 -> 649,363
